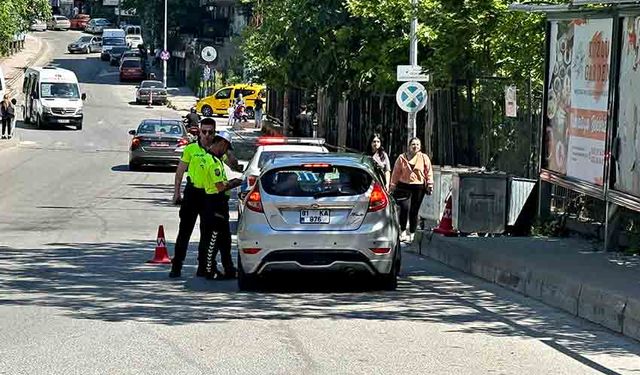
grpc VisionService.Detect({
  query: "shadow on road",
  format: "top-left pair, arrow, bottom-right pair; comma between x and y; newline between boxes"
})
111,164 -> 175,173
0,240 -> 638,368
15,120 -> 77,131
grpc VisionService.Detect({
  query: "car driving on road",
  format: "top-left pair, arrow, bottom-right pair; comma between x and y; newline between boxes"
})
85,18 -> 111,34
67,35 -> 102,54
236,153 -> 401,291
119,58 -> 145,82
108,46 -> 129,66
47,15 -> 71,30
135,80 -> 167,105
128,119 -> 190,170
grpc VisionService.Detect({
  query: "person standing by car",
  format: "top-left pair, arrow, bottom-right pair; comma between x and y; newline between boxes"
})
1,94 -> 15,139
389,137 -> 433,243
292,104 -> 312,137
369,133 -> 391,190
170,118 -> 218,278
202,132 -> 242,279
254,92 -> 265,129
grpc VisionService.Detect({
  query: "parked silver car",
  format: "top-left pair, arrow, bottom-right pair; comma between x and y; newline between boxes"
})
67,35 -> 102,54
29,19 -> 47,32
237,153 -> 401,291
85,18 -> 111,34
136,80 -> 168,105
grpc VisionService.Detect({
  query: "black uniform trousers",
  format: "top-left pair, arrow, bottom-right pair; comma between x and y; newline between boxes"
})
202,193 -> 234,276
172,181 -> 209,269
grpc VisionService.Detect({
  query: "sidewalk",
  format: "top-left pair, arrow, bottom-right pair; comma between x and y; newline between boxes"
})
410,232 -> 640,342
0,34 -> 49,151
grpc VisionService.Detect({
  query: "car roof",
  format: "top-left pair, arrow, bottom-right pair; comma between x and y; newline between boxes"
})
262,153 -> 375,173
258,144 -> 327,152
140,119 -> 181,125
28,67 -> 79,83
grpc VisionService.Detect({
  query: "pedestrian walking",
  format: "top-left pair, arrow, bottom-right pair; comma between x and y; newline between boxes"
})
1,94 -> 15,139
202,131 -> 242,279
292,104 -> 312,137
369,133 -> 391,190
389,137 -> 433,243
169,117 -> 218,278
254,93 -> 265,129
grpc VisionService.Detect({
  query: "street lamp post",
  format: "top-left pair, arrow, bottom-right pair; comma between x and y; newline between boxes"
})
407,0 -> 418,140
163,0 -> 168,88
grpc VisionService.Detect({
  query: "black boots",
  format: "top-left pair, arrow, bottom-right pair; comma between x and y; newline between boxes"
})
169,262 -> 182,278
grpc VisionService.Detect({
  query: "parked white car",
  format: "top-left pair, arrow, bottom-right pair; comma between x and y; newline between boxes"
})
47,15 -> 71,30
126,35 -> 144,48
30,19 -> 47,32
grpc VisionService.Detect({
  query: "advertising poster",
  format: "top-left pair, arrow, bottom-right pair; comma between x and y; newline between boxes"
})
616,17 -> 640,197
545,19 -> 612,185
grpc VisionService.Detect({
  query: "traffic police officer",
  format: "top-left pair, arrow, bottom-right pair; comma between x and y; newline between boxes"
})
202,131 -> 242,279
170,118 -> 218,278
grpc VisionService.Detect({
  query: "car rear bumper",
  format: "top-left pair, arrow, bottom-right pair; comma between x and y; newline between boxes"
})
121,72 -> 146,80
68,46 -> 87,52
129,151 -> 181,165
237,221 -> 398,275
137,94 -> 167,103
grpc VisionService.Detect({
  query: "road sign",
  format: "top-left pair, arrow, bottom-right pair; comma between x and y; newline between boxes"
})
202,65 -> 211,81
201,46 -> 217,62
397,65 -> 429,82
396,82 -> 428,113
160,50 -> 170,61
505,85 -> 517,117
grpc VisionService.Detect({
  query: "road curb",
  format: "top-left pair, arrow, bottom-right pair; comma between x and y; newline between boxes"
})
412,232 -> 640,343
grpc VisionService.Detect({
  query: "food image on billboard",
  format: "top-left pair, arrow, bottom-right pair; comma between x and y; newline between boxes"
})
615,17 -> 640,197
544,18 -> 612,186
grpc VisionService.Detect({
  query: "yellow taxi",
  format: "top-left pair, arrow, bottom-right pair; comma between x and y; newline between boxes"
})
196,84 -> 266,118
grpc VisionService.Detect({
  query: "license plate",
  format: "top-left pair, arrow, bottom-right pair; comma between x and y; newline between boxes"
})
151,142 -> 170,147
58,119 -> 70,124
300,209 -> 330,224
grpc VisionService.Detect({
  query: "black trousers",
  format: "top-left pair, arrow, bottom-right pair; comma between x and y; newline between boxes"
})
1,117 -> 12,136
172,182 -> 208,269
394,182 -> 426,233
202,194 -> 234,275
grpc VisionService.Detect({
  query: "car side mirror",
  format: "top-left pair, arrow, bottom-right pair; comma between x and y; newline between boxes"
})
30,92 -> 38,99
135,86 -> 139,89
11,99 -> 17,105
81,93 -> 87,100
236,165 -> 245,173
128,129 -> 136,135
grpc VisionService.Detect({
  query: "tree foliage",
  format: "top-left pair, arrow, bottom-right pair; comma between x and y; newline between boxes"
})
242,0 -> 569,92
0,0 -> 51,55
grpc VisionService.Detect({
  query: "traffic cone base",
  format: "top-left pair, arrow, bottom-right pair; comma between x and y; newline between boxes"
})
433,194 -> 458,237
148,225 -> 172,264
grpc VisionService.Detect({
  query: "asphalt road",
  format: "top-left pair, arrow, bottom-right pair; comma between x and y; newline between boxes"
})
0,31 -> 639,375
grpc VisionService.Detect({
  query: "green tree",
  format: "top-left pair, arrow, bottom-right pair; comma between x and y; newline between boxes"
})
0,0 -> 51,55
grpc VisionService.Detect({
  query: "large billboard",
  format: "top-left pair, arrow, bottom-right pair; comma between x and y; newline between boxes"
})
615,16 -> 640,197
545,18 -> 613,186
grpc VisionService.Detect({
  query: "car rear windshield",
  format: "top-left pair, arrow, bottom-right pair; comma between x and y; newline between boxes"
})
261,166 -> 372,197
137,122 -> 184,135
141,81 -> 163,88
122,59 -> 140,68
103,38 -> 125,45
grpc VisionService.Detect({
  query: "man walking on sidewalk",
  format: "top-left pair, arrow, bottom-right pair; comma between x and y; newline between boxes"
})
1,95 -> 15,139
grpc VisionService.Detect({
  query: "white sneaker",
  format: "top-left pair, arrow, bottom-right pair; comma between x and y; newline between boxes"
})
409,233 -> 415,242
400,231 -> 410,242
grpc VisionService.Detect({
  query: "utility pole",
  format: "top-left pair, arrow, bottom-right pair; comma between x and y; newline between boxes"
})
163,0 -> 168,88
408,0 -> 418,140
117,0 -> 121,27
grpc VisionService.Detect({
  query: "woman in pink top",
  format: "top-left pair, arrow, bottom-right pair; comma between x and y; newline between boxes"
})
390,137 -> 433,243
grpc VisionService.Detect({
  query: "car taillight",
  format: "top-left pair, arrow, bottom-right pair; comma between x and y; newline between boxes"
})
177,138 -> 189,147
245,185 -> 263,213
242,248 -> 261,254
302,163 -> 331,168
370,248 -> 391,254
368,182 -> 388,212
131,137 -> 141,150
247,175 -> 258,188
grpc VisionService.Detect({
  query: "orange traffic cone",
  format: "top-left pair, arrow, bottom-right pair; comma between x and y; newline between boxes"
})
433,193 -> 458,236
147,225 -> 172,264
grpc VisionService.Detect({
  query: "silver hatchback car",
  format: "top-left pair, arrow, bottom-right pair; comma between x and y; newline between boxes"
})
237,153 -> 401,291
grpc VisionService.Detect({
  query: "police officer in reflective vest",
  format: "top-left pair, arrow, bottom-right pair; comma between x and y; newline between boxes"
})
202,131 -> 242,279
170,118 -> 218,278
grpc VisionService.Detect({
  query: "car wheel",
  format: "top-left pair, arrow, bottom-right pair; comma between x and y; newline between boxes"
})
378,247 -> 399,291
85,46 -> 90,54
23,107 -> 30,124
201,105 -> 213,117
76,123 -> 82,131
237,256 -> 257,291
128,162 -> 141,171
245,107 -> 255,119
35,114 -> 42,129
